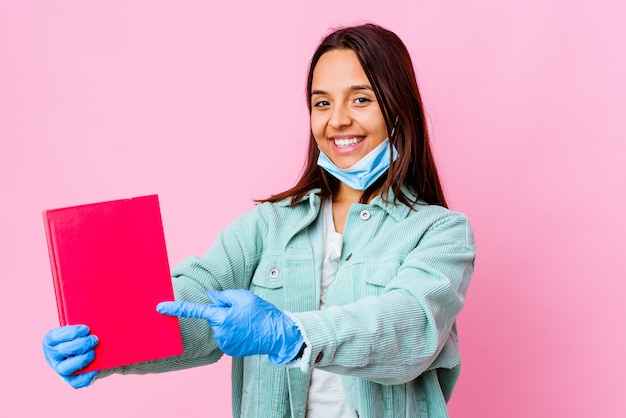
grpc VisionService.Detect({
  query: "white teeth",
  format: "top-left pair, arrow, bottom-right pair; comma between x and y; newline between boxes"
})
334,137 -> 363,147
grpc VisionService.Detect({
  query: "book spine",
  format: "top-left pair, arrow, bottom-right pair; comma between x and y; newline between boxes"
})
43,211 -> 68,326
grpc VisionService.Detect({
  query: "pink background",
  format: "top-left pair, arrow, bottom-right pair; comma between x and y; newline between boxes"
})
1,1 -> 625,417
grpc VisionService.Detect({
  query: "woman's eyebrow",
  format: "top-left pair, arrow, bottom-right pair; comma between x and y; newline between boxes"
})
350,84 -> 373,92
311,85 -> 373,96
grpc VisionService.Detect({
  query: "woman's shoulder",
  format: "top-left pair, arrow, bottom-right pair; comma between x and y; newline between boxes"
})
380,187 -> 469,223
242,189 -> 322,222
404,202 -> 474,249
412,201 -> 468,220
256,189 -> 322,210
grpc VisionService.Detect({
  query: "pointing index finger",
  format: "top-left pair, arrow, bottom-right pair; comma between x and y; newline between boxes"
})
157,301 -> 213,320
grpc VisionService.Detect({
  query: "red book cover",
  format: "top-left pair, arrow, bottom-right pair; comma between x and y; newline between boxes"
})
43,195 -> 184,372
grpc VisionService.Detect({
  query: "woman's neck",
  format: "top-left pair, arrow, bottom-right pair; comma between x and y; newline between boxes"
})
334,182 -> 381,204
334,182 -> 363,204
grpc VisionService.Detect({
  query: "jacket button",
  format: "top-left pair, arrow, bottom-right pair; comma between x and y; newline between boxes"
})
315,352 -> 323,364
268,268 -> 279,278
359,210 -> 371,220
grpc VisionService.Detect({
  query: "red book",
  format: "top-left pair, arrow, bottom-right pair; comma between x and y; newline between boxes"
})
43,195 -> 184,372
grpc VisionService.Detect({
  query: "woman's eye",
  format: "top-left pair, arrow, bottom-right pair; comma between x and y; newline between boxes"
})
354,97 -> 371,105
313,100 -> 330,108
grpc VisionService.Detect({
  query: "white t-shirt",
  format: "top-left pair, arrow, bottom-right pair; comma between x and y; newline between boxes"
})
305,200 -> 352,418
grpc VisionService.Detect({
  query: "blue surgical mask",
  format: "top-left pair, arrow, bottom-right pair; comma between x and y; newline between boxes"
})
317,139 -> 399,191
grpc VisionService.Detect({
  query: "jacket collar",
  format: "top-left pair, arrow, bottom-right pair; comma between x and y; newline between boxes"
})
368,186 -> 418,222
276,187 -> 422,223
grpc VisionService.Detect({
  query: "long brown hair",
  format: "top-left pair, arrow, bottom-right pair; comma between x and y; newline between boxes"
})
259,23 -> 447,209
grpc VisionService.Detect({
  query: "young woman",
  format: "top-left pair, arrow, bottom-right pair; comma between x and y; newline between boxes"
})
43,23 -> 475,418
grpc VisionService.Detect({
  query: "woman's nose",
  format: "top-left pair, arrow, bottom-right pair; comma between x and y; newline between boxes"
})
328,103 -> 352,128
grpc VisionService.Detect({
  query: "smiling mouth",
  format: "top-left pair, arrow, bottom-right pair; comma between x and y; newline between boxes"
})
332,137 -> 365,147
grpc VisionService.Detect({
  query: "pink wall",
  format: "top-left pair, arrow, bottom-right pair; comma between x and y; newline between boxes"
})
1,1 -> 625,416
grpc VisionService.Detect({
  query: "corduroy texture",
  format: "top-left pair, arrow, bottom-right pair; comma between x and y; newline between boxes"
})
99,188 -> 475,418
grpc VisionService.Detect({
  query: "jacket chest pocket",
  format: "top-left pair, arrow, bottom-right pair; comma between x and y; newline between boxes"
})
250,247 -> 319,312
331,259 -> 401,303
250,256 -> 285,305
362,259 -> 401,297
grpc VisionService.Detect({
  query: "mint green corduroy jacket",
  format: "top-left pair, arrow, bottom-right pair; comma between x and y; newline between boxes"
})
103,189 -> 475,418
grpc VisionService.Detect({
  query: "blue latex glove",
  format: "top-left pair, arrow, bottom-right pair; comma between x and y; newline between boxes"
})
157,289 -> 304,365
42,324 -> 99,388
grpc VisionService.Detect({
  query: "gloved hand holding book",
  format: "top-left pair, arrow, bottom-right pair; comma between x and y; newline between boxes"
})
42,325 -> 99,388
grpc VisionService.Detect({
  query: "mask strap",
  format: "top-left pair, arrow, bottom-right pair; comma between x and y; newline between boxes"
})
390,116 -> 400,140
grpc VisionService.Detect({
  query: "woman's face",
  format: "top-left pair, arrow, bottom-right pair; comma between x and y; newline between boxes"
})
310,49 -> 388,170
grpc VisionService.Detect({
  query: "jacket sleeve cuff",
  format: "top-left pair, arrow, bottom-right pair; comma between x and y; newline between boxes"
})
283,311 -> 313,372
